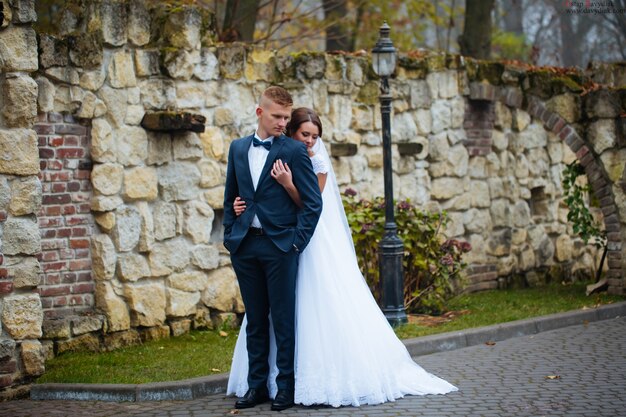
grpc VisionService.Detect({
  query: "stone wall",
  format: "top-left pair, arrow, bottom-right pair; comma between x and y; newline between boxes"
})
0,0 -> 46,398
0,0 -> 625,398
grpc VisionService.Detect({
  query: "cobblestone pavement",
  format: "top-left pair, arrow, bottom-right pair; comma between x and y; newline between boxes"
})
2,316 -> 625,417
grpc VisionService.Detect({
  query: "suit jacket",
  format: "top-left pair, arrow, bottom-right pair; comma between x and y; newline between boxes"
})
223,134 -> 323,254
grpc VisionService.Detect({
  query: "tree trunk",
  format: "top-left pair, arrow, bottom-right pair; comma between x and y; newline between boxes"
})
222,0 -> 260,42
459,0 -> 495,59
323,0 -> 350,51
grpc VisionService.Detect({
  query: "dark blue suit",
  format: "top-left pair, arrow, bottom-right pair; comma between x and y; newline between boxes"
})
223,133 -> 322,391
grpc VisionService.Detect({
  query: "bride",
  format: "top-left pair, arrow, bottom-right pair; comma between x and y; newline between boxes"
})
227,107 -> 458,407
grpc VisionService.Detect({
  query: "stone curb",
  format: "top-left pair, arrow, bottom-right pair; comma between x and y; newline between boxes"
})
30,301 -> 626,402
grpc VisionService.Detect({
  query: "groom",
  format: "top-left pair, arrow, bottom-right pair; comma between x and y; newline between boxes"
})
223,86 -> 323,410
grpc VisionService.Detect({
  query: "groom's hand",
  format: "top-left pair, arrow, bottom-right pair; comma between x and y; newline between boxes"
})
233,196 -> 246,216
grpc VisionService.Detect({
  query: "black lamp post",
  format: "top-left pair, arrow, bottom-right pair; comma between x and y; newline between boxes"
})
371,22 -> 407,327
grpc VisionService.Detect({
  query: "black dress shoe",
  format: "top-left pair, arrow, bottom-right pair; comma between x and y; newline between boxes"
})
271,389 -> 295,411
235,388 -> 270,409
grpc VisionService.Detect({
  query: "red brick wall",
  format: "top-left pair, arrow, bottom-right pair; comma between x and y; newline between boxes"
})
35,113 -> 95,319
463,99 -> 494,156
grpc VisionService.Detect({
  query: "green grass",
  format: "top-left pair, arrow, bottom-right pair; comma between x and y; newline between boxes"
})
37,281 -> 624,385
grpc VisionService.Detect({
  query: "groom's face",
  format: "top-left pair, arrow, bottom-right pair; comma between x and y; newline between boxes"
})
256,98 -> 292,138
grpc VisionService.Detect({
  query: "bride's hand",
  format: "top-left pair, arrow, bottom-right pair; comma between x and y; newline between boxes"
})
233,196 -> 246,216
271,159 -> 294,187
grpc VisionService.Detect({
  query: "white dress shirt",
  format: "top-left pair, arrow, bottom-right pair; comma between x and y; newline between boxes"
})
249,132 -> 273,228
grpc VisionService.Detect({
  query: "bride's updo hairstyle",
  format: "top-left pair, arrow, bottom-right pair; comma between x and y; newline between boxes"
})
286,107 -> 323,138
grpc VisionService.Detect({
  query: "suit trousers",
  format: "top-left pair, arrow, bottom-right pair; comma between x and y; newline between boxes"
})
230,231 -> 298,391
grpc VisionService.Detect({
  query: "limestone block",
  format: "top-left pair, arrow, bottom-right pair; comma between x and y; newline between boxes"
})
497,255 -> 517,277
71,315 -> 104,336
99,86 -> 128,129
173,132 -> 204,161
91,118 -> 117,163
0,26 -> 37,72
76,91 -> 102,119
116,126 -> 148,166
519,123 -> 547,150
123,167 -> 158,201
195,48 -> 219,80
487,228 -> 512,256
391,111 -> 418,143
204,186 -> 225,210
149,237 -> 190,276
112,205 -> 141,252
440,193 -> 471,211
158,162 -> 201,201
94,282 -> 129,332
91,234 -> 117,281
328,94 -> 352,132
512,109 -> 531,132
91,195 -> 123,212
2,294 -> 43,339
536,236 -> 555,265
462,234 -> 486,265
431,100 -> 452,134
36,76 -> 55,113
117,253 -> 150,282
94,211 -> 115,233
492,130 -> 508,151
528,225 -> 548,251
201,267 -> 243,313
546,93 -> 580,123
217,44 -> 246,80
428,131 -> 449,162
125,283 -> 166,327
410,80 -> 432,110
153,202 -> 177,241
600,149 -> 626,183
463,208 -> 492,234
108,51 -> 136,88
9,176 -> 41,216
135,201 -> 154,253
469,180 -> 490,208
352,106 -> 373,131
494,101 -> 512,129
147,132 -> 172,165
140,325 -> 170,342
0,0 -> 11,28
191,245 -> 220,271
512,201 -> 531,228
184,201 -> 214,244
128,0 -> 151,46
166,288 -> 201,317
56,333 -> 101,354
91,163 -> 123,195
170,319 -> 192,336
176,81 -> 207,109
42,318 -> 70,339
430,177 -> 466,200
5,256 -> 40,288
450,97 -> 465,129
167,270 -> 209,292
103,329 -> 141,351
139,79 -> 176,110
164,6 -> 201,50
555,234 -> 574,262
0,128 -> 39,175
0,339 -> 16,360
515,154 -> 530,179
100,0 -> 128,46
547,142 -> 563,164
20,340 -> 45,376
245,49 -> 275,82
2,74 -> 37,128
199,160 -> 223,188
134,50 -> 161,76
3,216 -> 40,255
588,119 -> 616,155
11,0 -> 37,23
125,105 -> 144,125
490,199 -> 512,227
0,176 -> 8,210
164,49 -> 199,81
443,212 -> 465,237
80,69 -> 107,91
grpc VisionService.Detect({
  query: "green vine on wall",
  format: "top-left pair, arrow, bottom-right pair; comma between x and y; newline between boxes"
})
562,161 -> 607,249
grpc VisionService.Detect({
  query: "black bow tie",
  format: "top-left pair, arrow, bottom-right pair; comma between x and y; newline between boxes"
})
253,137 -> 272,151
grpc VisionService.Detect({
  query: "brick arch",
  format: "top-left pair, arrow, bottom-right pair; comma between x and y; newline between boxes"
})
468,82 -> 623,293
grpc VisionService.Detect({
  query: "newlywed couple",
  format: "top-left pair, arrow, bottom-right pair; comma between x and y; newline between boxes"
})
222,86 -> 457,411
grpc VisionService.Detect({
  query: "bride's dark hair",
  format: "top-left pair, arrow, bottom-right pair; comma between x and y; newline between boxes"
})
286,107 -> 323,138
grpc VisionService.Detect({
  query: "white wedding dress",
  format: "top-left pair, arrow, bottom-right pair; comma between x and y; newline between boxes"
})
227,139 -> 458,407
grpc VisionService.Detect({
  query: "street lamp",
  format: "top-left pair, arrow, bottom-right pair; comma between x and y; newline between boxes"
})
372,22 -> 407,326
